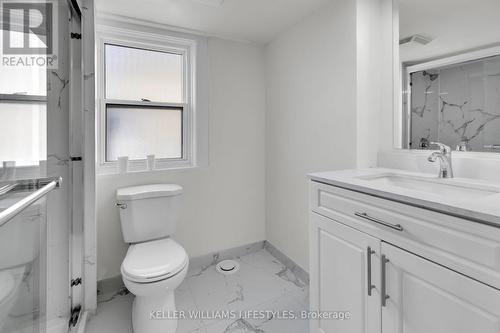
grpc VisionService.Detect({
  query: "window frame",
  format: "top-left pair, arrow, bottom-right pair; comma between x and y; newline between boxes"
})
96,26 -> 198,174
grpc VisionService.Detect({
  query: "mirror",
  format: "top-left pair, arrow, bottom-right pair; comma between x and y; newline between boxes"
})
399,0 -> 500,152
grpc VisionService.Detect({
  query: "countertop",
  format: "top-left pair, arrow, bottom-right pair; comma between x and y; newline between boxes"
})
308,168 -> 500,227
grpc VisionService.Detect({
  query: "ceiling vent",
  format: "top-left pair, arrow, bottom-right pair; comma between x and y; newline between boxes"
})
191,0 -> 225,7
400,34 -> 433,46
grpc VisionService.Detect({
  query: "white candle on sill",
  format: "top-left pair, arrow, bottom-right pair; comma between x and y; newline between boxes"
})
146,155 -> 155,171
117,156 -> 129,174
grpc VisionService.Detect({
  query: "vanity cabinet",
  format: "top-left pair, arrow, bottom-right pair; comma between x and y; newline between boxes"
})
309,180 -> 500,333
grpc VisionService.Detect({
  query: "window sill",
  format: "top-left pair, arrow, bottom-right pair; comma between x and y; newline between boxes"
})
0,164 -> 46,181
97,160 -> 198,176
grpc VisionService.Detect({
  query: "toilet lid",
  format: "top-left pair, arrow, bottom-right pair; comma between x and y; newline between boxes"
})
116,184 -> 182,201
121,238 -> 188,283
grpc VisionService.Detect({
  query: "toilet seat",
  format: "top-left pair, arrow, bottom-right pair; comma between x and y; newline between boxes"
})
121,238 -> 188,283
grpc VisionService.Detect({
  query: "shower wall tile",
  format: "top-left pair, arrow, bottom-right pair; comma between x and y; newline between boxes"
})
45,0 -> 71,324
410,70 -> 439,148
410,56 -> 500,152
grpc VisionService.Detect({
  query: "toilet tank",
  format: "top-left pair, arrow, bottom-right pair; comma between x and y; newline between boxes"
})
116,184 -> 183,243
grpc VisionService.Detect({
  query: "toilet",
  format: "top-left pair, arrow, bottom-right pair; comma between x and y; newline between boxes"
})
116,184 -> 188,333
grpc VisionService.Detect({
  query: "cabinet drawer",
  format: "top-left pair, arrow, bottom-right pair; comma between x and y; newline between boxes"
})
310,181 -> 500,278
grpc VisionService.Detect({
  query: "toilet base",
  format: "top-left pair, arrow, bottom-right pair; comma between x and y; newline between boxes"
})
121,243 -> 189,333
132,292 -> 178,333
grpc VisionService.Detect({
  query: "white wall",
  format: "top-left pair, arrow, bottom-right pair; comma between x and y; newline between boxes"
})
96,37 -> 267,281
356,0 -> 395,167
399,0 -> 500,63
265,0 -> 395,271
265,0 -> 359,271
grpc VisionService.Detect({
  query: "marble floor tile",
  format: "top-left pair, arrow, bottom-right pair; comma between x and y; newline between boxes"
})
204,291 -> 309,333
186,250 -> 306,313
85,293 -> 134,333
85,249 -> 309,333
176,281 -> 205,332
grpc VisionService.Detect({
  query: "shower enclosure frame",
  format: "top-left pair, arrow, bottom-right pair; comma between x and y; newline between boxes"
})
68,0 -> 98,327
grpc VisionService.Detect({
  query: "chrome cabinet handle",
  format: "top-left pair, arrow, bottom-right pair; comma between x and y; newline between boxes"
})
355,212 -> 403,232
367,247 -> 375,296
381,254 -> 390,307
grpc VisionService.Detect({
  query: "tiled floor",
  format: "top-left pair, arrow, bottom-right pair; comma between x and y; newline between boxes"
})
86,249 -> 309,333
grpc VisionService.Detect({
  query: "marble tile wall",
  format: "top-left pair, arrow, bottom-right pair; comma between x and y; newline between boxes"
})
410,55 -> 500,152
45,2 -> 72,330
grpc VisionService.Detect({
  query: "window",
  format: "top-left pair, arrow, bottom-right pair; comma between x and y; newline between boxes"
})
0,30 -> 47,167
96,26 -> 207,174
103,44 -> 186,162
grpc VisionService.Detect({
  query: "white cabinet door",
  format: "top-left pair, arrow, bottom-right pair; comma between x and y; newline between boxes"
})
382,242 -> 500,333
310,213 -> 381,333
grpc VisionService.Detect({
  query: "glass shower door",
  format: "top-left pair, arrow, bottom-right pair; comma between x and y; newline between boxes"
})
0,182 -> 57,333
0,0 -> 83,331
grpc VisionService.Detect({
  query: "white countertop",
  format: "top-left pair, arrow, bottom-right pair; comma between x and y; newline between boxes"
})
308,168 -> 500,227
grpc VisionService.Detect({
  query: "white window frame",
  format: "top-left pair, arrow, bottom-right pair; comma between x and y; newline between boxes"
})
96,25 -> 198,174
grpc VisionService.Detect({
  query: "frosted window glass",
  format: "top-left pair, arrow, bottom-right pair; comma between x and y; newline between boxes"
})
105,44 -> 183,103
0,102 -> 47,165
106,106 -> 182,161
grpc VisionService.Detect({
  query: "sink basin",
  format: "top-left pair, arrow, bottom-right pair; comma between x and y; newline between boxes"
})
357,173 -> 500,200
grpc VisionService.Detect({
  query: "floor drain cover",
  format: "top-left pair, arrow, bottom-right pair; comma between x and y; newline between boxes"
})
216,260 -> 240,275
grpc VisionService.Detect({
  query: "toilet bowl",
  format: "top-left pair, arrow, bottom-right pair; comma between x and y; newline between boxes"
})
117,184 -> 187,333
121,238 -> 188,333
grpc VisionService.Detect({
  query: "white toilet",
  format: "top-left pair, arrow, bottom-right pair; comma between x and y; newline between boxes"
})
117,184 -> 188,333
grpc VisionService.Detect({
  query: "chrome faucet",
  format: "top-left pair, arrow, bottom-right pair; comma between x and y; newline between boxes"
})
427,142 -> 454,178
456,140 -> 469,152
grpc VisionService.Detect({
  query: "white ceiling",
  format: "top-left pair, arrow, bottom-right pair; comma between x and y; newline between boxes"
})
95,0 -> 333,44
400,0 -> 500,62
